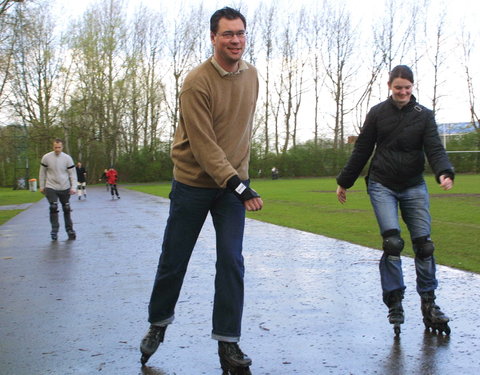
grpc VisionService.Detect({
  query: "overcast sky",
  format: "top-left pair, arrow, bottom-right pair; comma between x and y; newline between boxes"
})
53,0 -> 480,26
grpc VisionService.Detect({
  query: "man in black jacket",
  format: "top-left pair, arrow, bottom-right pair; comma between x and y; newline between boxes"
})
75,162 -> 87,200
336,65 -> 454,337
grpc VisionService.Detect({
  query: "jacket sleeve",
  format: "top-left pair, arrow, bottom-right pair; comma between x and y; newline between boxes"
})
422,112 -> 455,182
336,109 -> 378,189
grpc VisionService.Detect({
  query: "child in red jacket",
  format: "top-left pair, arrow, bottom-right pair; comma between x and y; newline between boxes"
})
106,168 -> 120,199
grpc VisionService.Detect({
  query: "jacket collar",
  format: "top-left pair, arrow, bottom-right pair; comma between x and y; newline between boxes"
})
388,94 -> 417,111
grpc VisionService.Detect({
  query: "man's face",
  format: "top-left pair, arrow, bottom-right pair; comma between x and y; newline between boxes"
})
211,17 -> 246,71
53,142 -> 63,155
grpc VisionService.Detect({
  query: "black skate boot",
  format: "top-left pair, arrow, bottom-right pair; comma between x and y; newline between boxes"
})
67,230 -> 76,240
140,325 -> 166,365
218,341 -> 252,375
386,290 -> 404,337
420,291 -> 450,335
51,232 -> 58,241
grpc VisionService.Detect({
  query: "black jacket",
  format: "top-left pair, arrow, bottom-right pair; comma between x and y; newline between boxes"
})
337,95 -> 454,191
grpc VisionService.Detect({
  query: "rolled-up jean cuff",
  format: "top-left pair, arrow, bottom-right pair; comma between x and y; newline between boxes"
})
151,315 -> 174,327
212,333 -> 240,342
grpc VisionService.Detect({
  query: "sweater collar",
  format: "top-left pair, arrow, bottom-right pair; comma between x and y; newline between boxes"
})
211,57 -> 248,77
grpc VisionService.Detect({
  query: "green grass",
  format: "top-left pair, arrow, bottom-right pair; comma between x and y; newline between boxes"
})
0,188 -> 43,225
127,174 -> 480,273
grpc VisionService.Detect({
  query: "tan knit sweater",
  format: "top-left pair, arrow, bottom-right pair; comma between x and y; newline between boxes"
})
171,58 -> 259,188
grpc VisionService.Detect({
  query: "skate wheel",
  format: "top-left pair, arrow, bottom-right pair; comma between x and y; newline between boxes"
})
443,324 -> 451,335
220,364 -> 252,375
239,367 -> 252,375
141,354 -> 149,366
394,326 -> 401,336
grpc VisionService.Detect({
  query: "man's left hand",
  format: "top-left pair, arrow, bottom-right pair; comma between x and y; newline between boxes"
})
244,197 -> 263,211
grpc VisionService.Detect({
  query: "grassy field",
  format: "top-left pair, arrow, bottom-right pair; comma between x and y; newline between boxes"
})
0,188 -> 43,225
126,174 -> 480,274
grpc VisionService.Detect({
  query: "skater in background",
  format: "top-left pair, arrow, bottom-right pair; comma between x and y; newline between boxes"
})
75,161 -> 87,200
39,138 -> 77,241
336,65 -> 454,336
106,167 -> 120,199
99,168 -> 109,191
271,166 -> 279,180
140,7 -> 262,374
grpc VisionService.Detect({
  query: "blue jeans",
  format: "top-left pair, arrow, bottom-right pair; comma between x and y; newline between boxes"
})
368,179 -> 438,303
148,180 -> 246,342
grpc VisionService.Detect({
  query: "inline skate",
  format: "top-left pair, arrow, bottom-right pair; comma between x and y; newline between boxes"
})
421,291 -> 450,335
387,290 -> 404,337
218,341 -> 252,375
140,325 -> 167,365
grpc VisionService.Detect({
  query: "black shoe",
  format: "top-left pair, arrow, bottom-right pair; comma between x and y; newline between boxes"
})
67,230 -> 76,240
117,196 -> 120,199
140,325 -> 167,365
78,196 -> 81,200
51,233 -> 58,241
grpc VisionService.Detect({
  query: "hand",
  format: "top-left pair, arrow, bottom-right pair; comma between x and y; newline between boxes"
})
69,188 -> 76,195
439,175 -> 453,191
336,185 -> 347,204
244,197 -> 263,211
40,188 -> 45,195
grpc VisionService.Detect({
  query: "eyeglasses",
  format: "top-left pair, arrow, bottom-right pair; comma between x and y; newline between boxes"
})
216,31 -> 248,40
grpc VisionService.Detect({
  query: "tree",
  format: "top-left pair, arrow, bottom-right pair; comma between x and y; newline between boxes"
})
255,1 -> 276,155
460,30 -> 479,130
162,4 -> 208,143
67,0 -> 128,167
0,0 -> 24,16
322,3 -> 357,149
9,1 -> 64,149
425,8 -> 447,117
125,5 -> 166,155
307,2 -> 327,146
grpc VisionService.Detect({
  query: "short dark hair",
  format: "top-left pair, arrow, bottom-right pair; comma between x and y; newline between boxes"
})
53,138 -> 63,144
210,7 -> 246,34
388,65 -> 414,84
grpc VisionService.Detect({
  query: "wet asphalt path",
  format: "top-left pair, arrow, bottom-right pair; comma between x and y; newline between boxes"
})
1,186 -> 479,375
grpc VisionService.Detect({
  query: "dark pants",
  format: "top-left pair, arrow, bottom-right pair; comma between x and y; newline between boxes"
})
45,188 -> 73,233
148,180 -> 246,342
110,184 -> 119,197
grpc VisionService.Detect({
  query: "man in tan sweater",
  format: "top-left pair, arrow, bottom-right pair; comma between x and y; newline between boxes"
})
140,7 -> 262,374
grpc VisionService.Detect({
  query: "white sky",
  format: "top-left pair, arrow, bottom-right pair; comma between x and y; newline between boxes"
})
49,0 -> 479,138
